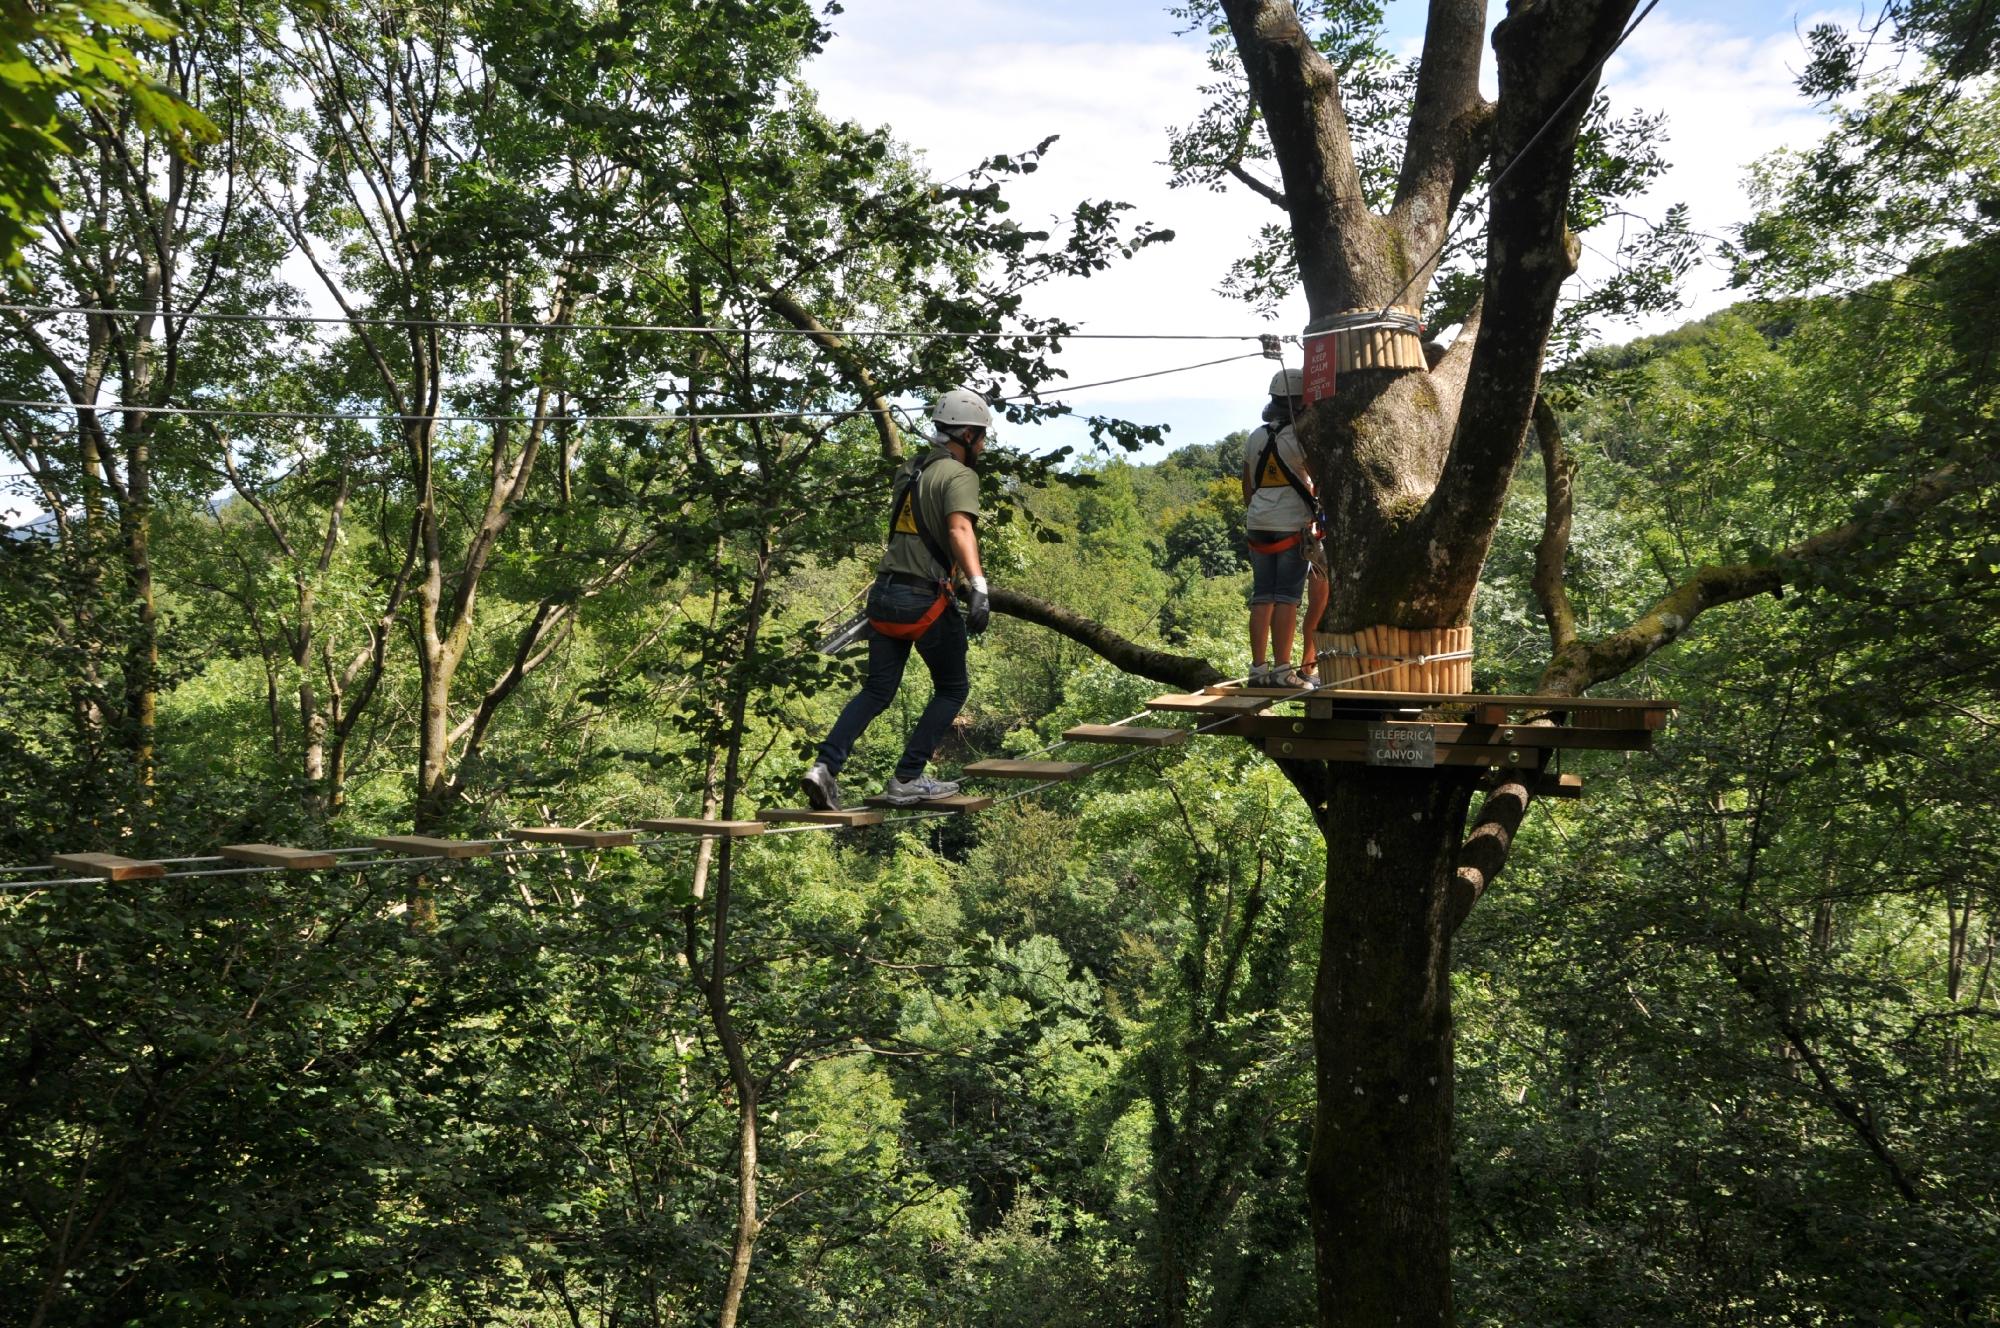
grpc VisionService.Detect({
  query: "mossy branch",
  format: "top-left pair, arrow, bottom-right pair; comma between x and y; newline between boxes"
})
991,588 -> 1224,691
1538,455 -> 1986,697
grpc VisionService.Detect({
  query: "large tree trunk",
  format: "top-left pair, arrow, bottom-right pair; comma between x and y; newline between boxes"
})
1304,768 -> 1476,1327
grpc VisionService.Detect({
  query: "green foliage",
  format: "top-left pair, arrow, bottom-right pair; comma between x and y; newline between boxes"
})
3,6 -> 1999,1325
0,0 -> 213,270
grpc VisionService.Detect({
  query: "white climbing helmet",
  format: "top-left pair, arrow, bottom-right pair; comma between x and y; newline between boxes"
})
1269,366 -> 1306,398
932,387 -> 994,433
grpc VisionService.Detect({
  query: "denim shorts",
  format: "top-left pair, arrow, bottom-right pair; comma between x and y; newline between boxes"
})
1248,532 -> 1308,605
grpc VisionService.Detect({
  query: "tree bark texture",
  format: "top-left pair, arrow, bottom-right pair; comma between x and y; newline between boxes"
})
1209,3 -> 1640,1321
1292,766 -> 1477,1328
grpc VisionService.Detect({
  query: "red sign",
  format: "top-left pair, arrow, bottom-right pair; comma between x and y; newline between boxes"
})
1302,335 -> 1336,405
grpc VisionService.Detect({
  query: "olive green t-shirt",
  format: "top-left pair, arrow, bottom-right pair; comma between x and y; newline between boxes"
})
880,447 -> 981,579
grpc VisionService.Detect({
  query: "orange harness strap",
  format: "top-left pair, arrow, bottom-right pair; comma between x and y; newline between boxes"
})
1246,532 -> 1301,556
868,590 -> 952,641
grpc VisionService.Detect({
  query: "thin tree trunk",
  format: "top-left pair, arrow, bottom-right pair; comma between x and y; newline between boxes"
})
710,534 -> 775,1328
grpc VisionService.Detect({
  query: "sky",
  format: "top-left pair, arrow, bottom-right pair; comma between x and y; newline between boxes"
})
2,1 -> 1858,526
803,0 -> 1854,458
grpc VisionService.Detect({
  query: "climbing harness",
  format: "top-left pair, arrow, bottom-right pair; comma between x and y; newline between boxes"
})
1246,423 -> 1319,557
869,450 -> 957,640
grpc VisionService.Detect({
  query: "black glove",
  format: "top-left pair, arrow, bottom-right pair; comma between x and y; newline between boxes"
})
966,576 -> 990,636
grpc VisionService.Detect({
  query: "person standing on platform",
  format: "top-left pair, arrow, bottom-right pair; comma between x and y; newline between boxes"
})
802,389 -> 992,810
1242,367 -> 1318,688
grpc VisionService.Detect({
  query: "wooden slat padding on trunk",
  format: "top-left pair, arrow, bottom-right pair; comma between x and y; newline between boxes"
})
635,818 -> 767,837
507,827 -> 637,848
219,843 -> 339,870
862,793 -> 996,812
50,852 -> 165,881
368,835 -> 498,859
756,807 -> 886,827
1062,724 -> 1188,747
961,759 -> 1094,781
1147,692 -> 1269,714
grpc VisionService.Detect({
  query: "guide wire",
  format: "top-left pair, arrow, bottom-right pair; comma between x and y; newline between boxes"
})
0,301 -> 1280,343
0,351 -> 1270,428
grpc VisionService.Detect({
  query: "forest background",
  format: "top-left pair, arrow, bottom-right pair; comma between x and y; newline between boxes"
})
1,0 -> 1996,1324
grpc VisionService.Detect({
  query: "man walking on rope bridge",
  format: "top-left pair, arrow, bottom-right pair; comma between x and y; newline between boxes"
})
802,389 -> 992,810
1243,366 -> 1322,688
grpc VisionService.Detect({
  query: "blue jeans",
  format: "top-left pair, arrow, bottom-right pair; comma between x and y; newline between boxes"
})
817,580 -> 970,782
1248,532 -> 1308,604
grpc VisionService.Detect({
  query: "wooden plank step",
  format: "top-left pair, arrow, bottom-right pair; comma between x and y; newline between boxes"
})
1203,684 -> 1322,697
1063,724 -> 1188,747
757,807 -> 885,827
507,827 -> 637,848
220,843 -> 338,870
50,851 -> 165,881
635,818 -> 767,837
1540,773 -> 1585,799
862,793 -> 996,812
368,835 -> 498,859
1480,771 -> 1585,800
961,759 -> 1094,781
1147,692 -> 1269,714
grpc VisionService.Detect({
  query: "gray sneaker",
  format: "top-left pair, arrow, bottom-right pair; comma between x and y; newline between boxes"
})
801,763 -> 842,811
880,773 -> 961,806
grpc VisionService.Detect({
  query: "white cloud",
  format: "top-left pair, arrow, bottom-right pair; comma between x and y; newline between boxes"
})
808,2 -> 1855,444
810,14 -> 1312,453
1585,11 -> 1842,335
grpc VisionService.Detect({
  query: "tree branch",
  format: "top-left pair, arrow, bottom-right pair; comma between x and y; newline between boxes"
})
1538,454 -> 1992,696
1450,775 -> 1532,931
992,588 -> 1223,690
1531,395 -> 1578,653
763,286 -> 902,460
1226,158 -> 1289,210
1220,0 -> 1371,312
1418,0 -> 1640,605
1391,0 -> 1492,271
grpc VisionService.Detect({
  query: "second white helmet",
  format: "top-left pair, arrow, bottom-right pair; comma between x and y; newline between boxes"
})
932,388 -> 993,431
1268,367 -> 1306,398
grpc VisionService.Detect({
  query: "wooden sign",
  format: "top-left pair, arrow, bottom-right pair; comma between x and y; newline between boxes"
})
1302,334 -> 1337,405
1366,723 -> 1436,768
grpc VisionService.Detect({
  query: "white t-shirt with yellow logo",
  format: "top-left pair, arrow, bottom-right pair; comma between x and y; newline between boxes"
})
1243,423 -> 1313,532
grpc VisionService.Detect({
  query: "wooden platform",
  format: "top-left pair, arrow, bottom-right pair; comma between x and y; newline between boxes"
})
1062,724 -> 1188,747
368,835 -> 498,859
636,818 -> 766,837
1145,692 -> 1271,715
1168,686 -> 1675,779
508,827 -> 637,848
961,759 -> 1094,781
862,793 -> 996,812
50,851 -> 165,881
1215,715 -> 1653,752
220,843 -> 338,870
757,807 -> 885,827
1293,688 -> 1675,729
